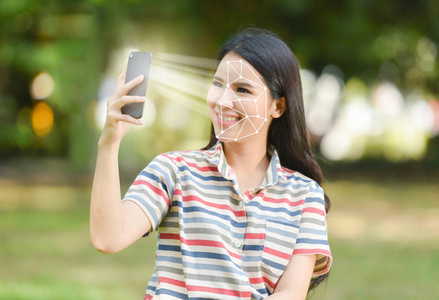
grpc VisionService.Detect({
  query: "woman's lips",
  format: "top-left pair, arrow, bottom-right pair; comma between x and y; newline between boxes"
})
216,112 -> 240,126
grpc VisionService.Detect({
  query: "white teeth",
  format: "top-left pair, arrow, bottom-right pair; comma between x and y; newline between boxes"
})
220,115 -> 239,122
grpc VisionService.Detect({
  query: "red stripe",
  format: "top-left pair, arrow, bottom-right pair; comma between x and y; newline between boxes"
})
160,233 -> 180,240
182,237 -> 241,260
263,276 -> 276,289
263,246 -> 291,260
162,154 -> 218,173
244,233 -> 266,240
249,277 -> 263,284
249,276 -> 276,289
281,167 -> 296,174
260,193 -> 305,207
302,207 -> 325,216
187,285 -> 251,298
160,233 -> 242,260
159,276 -> 187,288
293,249 -> 332,257
144,295 -> 152,300
180,193 -> 246,218
133,180 -> 170,207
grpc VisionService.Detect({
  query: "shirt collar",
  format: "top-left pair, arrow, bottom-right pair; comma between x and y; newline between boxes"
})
205,141 -> 286,187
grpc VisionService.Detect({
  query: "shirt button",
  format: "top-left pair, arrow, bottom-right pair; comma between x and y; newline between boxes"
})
239,201 -> 244,207
234,240 -> 242,248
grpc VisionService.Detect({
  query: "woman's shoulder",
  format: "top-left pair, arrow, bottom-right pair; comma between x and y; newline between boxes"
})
279,166 -> 322,191
153,148 -> 213,165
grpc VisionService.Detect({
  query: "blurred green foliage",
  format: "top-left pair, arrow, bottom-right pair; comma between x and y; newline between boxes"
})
1,0 -> 438,170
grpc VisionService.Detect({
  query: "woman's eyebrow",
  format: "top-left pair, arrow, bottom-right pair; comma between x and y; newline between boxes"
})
213,75 -> 224,82
232,80 -> 256,89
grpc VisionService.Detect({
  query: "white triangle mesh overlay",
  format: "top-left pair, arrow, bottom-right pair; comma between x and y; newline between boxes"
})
216,60 -> 268,141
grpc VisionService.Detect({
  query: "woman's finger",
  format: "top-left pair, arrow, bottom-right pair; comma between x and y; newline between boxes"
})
116,69 -> 127,90
107,95 -> 145,111
118,95 -> 146,106
108,111 -> 143,126
116,74 -> 144,97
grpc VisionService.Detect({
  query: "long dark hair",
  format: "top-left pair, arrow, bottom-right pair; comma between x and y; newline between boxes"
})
203,28 -> 331,291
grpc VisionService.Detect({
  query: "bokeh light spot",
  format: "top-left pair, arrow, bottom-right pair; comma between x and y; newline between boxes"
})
30,71 -> 55,100
32,102 -> 54,137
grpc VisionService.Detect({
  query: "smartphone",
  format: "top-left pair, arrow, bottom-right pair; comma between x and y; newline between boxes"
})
121,51 -> 152,119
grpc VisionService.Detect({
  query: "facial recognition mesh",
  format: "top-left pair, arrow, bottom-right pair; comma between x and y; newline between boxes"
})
216,60 -> 268,141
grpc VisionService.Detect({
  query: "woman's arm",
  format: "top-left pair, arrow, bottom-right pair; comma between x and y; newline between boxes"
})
266,254 -> 316,300
90,71 -> 152,254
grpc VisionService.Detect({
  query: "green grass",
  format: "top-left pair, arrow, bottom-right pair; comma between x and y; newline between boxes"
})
0,166 -> 438,300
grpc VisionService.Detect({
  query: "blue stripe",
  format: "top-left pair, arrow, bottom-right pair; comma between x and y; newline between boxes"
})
276,180 -> 312,189
254,291 -> 267,299
296,238 -> 329,245
180,250 -> 246,273
247,201 -> 303,217
176,164 -> 228,182
144,162 -> 175,196
305,196 -> 325,205
124,194 -> 159,226
242,244 -> 264,251
298,228 -> 327,236
270,157 -> 278,182
156,255 -> 183,264
180,205 -> 247,228
158,244 -> 182,252
262,258 -> 286,270
284,173 -> 313,183
158,288 -> 188,300
146,285 -> 156,292
241,255 -> 263,262
139,170 -> 170,196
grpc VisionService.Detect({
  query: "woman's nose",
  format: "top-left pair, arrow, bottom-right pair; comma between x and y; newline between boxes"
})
218,86 -> 236,108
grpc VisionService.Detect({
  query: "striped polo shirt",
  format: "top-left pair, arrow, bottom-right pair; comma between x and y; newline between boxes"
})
123,142 -> 332,300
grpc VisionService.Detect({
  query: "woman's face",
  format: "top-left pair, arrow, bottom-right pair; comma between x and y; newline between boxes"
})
207,52 -> 279,143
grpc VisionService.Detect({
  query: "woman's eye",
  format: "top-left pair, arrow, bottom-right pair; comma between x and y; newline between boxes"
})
237,87 -> 250,93
213,81 -> 222,87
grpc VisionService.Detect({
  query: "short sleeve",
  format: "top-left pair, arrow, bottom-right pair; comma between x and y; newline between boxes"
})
292,182 -> 332,276
122,153 -> 177,233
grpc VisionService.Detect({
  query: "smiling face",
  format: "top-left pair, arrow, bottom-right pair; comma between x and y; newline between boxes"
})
207,52 -> 280,143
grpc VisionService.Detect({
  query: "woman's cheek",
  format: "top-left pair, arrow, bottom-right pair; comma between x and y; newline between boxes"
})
207,86 -> 223,105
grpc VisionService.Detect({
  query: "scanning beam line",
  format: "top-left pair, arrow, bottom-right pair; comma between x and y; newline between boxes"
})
227,60 -> 266,87
220,102 -> 247,116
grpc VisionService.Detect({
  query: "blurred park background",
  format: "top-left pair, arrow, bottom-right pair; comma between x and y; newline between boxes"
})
1,0 -> 438,299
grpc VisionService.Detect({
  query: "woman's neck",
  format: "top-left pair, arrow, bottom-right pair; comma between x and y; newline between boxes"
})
222,140 -> 270,177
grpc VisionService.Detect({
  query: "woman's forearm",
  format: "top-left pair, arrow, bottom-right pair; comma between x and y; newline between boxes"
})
90,142 -> 124,253
89,71 -> 146,253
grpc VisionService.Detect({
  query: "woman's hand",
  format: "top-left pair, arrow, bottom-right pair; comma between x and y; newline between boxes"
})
99,69 -> 146,146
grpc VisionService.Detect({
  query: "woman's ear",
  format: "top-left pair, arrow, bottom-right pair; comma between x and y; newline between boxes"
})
272,97 -> 287,118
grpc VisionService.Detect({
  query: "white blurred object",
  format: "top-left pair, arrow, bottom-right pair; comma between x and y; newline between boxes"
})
300,69 -> 317,113
372,82 -> 404,118
307,68 -> 344,137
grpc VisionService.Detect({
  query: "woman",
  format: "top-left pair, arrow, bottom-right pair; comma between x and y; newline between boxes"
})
90,28 -> 332,300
